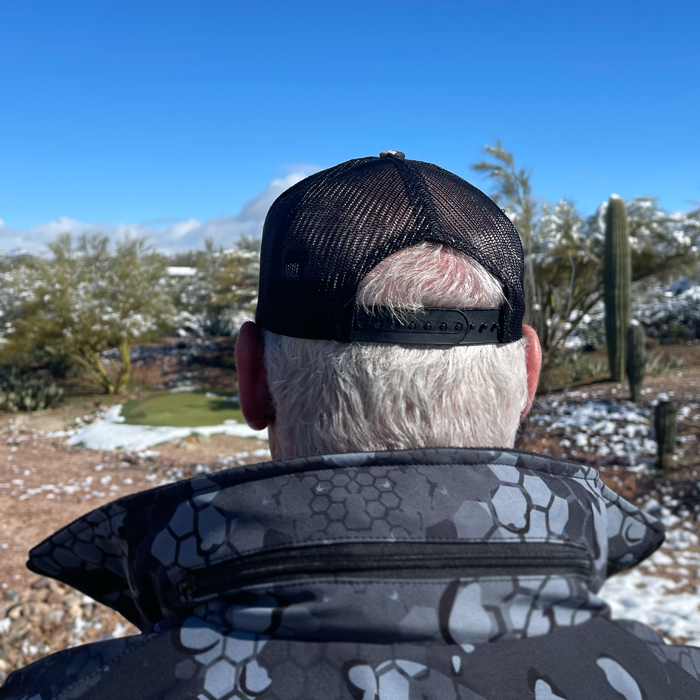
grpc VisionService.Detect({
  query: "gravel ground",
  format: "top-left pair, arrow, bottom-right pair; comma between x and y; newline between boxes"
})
0,417 -> 269,681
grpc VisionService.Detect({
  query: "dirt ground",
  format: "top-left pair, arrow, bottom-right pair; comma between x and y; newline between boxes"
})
0,429 -> 269,591
0,406 -> 269,678
1,344 -> 699,680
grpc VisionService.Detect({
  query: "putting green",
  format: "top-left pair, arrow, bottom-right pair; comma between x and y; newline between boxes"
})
121,390 -> 244,427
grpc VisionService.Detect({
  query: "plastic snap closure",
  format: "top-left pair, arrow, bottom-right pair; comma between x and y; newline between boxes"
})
379,150 -> 406,159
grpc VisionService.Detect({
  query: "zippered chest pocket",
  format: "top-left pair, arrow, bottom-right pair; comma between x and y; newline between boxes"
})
174,541 -> 593,605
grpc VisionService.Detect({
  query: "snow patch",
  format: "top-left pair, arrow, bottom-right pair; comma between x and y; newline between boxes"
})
602,565 -> 700,645
530,399 -> 658,466
169,384 -> 199,393
67,404 -> 267,450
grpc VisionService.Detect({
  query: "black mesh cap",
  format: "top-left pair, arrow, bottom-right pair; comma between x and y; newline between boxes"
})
256,152 -> 524,345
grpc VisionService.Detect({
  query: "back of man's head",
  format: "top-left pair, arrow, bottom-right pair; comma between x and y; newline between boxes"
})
236,152 -> 540,459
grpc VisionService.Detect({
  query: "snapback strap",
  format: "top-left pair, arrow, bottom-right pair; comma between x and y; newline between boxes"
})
349,307 -> 505,345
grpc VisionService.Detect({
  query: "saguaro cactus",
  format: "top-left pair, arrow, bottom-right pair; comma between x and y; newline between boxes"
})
604,195 -> 632,382
626,320 -> 646,401
654,395 -> 677,470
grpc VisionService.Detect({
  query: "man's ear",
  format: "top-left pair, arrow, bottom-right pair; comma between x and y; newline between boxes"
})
235,321 -> 275,430
520,324 -> 542,419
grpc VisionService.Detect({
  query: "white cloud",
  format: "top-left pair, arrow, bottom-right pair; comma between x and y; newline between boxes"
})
0,169 -> 317,255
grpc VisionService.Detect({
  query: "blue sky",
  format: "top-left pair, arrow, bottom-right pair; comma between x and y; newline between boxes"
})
1,0 -> 698,252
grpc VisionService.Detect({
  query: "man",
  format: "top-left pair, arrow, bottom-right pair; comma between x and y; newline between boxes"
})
3,152 -> 700,699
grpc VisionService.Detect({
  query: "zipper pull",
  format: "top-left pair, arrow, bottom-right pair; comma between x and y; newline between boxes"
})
178,575 -> 197,603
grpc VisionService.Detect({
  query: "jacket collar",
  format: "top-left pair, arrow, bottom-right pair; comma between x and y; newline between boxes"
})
27,448 -> 664,644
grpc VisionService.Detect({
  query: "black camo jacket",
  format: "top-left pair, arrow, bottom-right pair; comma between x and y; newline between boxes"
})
2,447 -> 700,699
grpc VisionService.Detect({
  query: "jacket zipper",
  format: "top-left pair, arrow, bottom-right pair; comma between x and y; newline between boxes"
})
175,541 -> 592,605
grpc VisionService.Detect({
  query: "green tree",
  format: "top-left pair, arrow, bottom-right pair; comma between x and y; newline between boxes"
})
174,236 -> 260,336
594,197 -> 700,285
532,199 -> 603,369
471,140 -> 540,327
471,142 -> 700,382
471,143 -> 602,378
1,234 -> 174,394
0,253 -> 44,361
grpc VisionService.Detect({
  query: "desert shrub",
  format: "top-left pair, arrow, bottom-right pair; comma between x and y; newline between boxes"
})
0,367 -> 63,412
647,352 -> 684,376
1,234 -> 174,394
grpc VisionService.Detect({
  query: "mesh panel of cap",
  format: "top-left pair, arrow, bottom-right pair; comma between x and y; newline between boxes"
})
256,155 -> 525,344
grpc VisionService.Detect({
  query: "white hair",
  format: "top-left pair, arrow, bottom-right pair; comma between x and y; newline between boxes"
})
262,242 -> 529,459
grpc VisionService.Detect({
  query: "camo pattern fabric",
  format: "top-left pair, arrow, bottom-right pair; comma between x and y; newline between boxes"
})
4,615 -> 700,699
25,448 -> 663,629
4,447 -> 696,699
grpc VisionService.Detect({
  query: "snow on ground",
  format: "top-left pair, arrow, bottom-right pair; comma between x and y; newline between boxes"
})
601,501 -> 700,645
216,448 -> 272,468
169,384 -> 199,393
526,391 -> 700,644
1,440 -> 272,517
531,389 -> 699,466
65,404 -> 267,451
